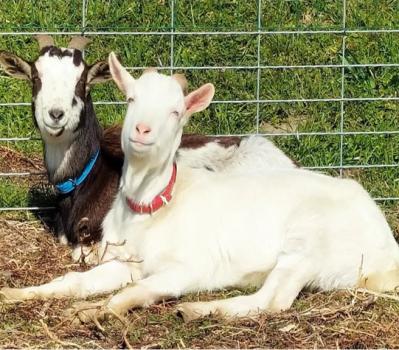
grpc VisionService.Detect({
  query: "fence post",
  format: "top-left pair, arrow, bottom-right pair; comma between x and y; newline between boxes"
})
339,0 -> 347,178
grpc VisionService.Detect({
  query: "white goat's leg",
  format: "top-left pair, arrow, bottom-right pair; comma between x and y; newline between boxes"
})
177,255 -> 313,322
65,266 -> 190,323
0,260 -> 138,302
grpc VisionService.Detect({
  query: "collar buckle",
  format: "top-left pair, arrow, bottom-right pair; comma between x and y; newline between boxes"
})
126,163 -> 177,215
69,179 -> 77,189
160,195 -> 169,206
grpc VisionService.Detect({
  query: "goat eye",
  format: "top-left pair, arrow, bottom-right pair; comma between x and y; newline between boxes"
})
34,77 -> 41,82
127,97 -> 135,104
172,111 -> 179,117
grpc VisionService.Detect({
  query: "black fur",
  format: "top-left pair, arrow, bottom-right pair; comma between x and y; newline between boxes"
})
72,50 -> 83,66
54,116 -> 122,245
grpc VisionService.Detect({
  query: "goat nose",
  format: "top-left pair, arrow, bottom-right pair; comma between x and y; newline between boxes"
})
136,123 -> 152,135
49,108 -> 65,122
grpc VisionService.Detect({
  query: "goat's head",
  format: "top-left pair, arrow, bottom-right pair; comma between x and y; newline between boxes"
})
0,35 -> 112,143
108,52 -> 214,165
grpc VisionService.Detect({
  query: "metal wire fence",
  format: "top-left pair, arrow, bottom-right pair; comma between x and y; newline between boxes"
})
1,0 -> 399,211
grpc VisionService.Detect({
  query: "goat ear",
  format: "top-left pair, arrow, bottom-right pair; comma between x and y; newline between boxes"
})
184,83 -> 214,121
86,60 -> 112,90
0,51 -> 32,82
108,52 -> 135,94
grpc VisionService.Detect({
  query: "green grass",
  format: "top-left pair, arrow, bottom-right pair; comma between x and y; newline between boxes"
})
0,178 -> 54,209
0,1 -> 398,206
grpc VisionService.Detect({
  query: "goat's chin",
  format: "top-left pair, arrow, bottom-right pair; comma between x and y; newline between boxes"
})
130,149 -> 152,159
127,142 -> 155,157
45,127 -> 65,138
39,125 -> 66,141
38,120 -> 67,137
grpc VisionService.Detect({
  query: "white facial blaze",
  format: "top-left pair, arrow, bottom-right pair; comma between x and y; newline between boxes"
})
34,49 -> 85,144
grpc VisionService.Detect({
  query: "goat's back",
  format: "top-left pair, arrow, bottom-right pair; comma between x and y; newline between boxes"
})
102,124 -> 124,160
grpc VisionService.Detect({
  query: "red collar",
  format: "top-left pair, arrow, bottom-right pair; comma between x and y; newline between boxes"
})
126,163 -> 177,214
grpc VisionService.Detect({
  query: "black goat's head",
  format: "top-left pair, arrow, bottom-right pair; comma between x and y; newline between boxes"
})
0,35 -> 112,142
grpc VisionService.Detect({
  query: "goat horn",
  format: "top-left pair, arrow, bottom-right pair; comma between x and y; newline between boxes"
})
68,36 -> 92,51
172,73 -> 188,96
34,35 -> 55,50
143,67 -> 157,74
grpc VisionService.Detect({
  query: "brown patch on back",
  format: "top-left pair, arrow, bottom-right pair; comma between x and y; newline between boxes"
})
100,127 -> 300,170
180,134 -> 241,150
101,123 -> 124,160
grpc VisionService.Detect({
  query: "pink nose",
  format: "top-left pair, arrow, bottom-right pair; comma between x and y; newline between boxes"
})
135,123 -> 151,135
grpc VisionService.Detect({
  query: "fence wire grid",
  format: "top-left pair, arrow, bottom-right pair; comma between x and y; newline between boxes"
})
1,0 -> 399,211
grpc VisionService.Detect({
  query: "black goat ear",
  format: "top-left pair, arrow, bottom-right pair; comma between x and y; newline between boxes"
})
86,60 -> 112,89
0,51 -> 32,81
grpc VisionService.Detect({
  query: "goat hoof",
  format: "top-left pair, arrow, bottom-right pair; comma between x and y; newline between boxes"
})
0,287 -> 25,302
176,302 -> 208,322
62,307 -> 83,326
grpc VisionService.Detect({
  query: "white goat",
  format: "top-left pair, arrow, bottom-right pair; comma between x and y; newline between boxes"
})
2,53 -> 399,325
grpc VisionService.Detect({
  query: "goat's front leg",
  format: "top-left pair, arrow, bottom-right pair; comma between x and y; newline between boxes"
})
65,265 -> 190,323
0,260 -> 140,302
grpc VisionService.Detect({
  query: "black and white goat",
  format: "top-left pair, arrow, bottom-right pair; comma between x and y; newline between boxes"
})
2,55 -> 399,325
0,36 -> 121,262
0,36 -> 296,263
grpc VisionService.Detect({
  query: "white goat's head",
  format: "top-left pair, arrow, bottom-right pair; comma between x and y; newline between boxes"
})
0,35 -> 112,143
108,52 -> 215,166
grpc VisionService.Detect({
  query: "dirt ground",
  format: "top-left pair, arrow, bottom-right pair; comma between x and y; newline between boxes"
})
2,216 -> 399,349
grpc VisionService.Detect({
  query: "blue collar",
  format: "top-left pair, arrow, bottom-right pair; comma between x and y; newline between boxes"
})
55,148 -> 100,194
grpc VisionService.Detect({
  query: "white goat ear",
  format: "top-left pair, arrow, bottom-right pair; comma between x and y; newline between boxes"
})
108,52 -> 135,94
184,83 -> 215,120
87,60 -> 112,90
0,51 -> 32,82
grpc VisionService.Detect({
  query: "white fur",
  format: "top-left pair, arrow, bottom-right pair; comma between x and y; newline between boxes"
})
43,141 -> 73,176
58,234 -> 69,246
95,166 -> 399,318
34,49 -> 84,138
34,49 -> 85,173
3,56 -> 399,325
